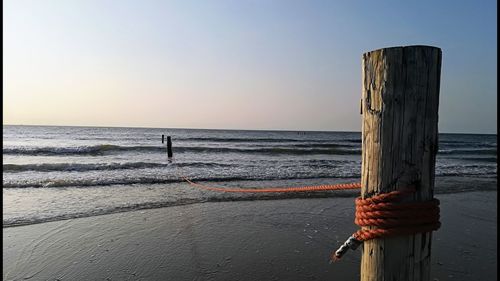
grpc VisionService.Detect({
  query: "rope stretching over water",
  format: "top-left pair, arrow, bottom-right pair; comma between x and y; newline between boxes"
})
182,177 -> 361,193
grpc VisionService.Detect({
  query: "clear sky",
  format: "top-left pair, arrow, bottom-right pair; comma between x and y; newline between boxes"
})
3,0 -> 497,133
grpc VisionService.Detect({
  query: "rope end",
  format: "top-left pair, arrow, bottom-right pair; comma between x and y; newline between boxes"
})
330,235 -> 362,263
329,253 -> 342,263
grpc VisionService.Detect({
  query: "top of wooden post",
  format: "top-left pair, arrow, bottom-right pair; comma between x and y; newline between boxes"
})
363,45 -> 441,56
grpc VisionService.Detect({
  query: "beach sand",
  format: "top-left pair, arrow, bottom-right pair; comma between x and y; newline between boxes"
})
3,190 -> 497,281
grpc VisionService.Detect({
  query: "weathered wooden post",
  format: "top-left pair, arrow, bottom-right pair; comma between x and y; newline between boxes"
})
167,136 -> 173,158
360,45 -> 441,281
162,134 -> 165,144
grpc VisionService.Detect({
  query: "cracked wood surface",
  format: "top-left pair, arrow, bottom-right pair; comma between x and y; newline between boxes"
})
360,45 -> 442,281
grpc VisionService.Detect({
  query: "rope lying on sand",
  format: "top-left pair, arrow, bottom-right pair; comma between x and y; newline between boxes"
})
182,177 -> 441,262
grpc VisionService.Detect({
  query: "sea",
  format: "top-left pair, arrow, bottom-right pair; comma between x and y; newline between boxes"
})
3,125 -> 497,227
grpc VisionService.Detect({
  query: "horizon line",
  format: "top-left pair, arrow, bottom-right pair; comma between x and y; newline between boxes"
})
2,123 -> 497,135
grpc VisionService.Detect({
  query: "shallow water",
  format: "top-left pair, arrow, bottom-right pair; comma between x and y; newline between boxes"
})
3,125 -> 497,226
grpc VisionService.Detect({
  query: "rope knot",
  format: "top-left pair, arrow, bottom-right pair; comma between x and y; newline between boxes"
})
331,188 -> 440,262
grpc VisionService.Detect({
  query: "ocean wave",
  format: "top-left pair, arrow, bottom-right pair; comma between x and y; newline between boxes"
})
179,137 -> 321,143
289,143 -> 358,148
4,166 -> 495,188
435,163 -> 497,177
445,156 -> 497,163
3,145 -> 361,156
438,148 -> 497,155
3,145 -> 164,156
3,177 -> 190,188
2,174 -> 359,189
439,143 -> 497,149
181,147 -> 361,155
3,162 -> 232,173
8,143 -> 494,157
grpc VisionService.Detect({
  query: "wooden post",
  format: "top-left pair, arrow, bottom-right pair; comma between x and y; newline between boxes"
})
360,46 -> 441,281
162,134 -> 164,144
167,136 -> 173,158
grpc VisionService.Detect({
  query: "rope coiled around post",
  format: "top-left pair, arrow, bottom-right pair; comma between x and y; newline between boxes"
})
332,188 -> 441,262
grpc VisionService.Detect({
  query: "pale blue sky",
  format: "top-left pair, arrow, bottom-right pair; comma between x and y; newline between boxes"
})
3,0 -> 497,133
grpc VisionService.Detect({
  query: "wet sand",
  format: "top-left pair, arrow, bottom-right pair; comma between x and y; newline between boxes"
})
3,191 -> 497,281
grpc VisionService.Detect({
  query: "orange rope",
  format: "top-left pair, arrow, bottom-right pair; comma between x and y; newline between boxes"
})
332,188 -> 441,261
183,177 -> 361,193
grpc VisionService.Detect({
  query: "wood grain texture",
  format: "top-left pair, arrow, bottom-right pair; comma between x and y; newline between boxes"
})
360,46 -> 442,281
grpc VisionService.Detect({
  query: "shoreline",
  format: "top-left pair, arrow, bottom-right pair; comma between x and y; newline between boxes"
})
3,190 -> 497,281
3,175 -> 496,229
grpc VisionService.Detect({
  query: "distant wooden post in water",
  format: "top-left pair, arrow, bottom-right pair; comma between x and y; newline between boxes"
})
162,134 -> 164,144
167,136 -> 173,158
360,46 -> 441,281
